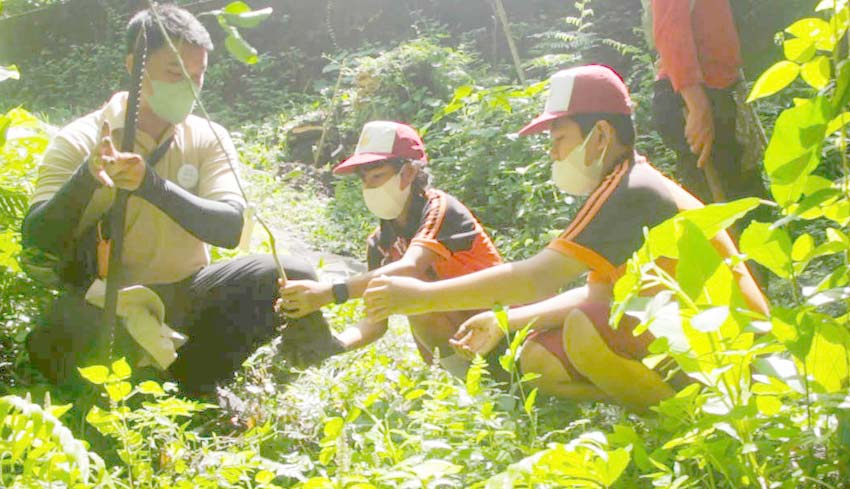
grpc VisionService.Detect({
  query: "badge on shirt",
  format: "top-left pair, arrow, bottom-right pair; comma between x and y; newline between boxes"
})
176,163 -> 199,189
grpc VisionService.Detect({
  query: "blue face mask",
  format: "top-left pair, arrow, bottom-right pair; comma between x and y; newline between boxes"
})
146,78 -> 199,125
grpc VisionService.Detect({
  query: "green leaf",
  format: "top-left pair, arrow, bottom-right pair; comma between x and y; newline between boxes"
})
740,221 -> 794,279
138,381 -> 165,396
827,111 -> 850,134
598,448 -> 631,487
255,470 -> 275,484
784,38 -> 816,63
224,29 -> 259,64
801,56 -> 831,89
806,320 -> 850,392
763,97 -> 829,205
77,365 -> 109,385
747,61 -> 800,103
786,17 -> 835,51
222,5 -> 273,29
111,358 -> 132,380
0,114 -> 11,147
792,233 -> 815,261
676,220 -> 729,304
105,381 -> 132,402
322,417 -> 343,441
524,387 -> 538,415
0,65 -> 18,82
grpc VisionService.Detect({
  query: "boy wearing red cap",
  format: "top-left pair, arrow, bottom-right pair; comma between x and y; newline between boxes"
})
363,66 -> 768,411
277,121 -> 502,375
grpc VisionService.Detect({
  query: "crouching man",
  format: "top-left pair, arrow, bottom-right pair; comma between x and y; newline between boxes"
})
22,4 -> 334,396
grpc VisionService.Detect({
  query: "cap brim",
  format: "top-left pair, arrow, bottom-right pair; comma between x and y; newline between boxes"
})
518,111 -> 569,136
332,152 -> 395,175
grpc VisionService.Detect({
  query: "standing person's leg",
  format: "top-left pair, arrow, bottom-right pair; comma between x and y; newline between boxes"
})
707,85 -> 772,229
167,254 -> 333,395
652,79 -> 712,202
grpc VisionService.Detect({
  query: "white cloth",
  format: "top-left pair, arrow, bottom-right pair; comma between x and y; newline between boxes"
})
85,279 -> 187,370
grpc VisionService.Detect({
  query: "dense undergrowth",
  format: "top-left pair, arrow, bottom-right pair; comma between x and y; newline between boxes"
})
2,0 -> 850,487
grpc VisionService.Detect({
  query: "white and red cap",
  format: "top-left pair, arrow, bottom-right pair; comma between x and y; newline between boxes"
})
333,121 -> 428,175
519,64 -> 632,136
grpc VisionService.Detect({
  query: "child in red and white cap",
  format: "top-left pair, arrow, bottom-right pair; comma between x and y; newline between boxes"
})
363,65 -> 768,411
278,121 -> 502,375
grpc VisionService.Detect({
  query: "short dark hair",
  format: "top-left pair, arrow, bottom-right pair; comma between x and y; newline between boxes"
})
126,4 -> 213,55
556,113 -> 636,147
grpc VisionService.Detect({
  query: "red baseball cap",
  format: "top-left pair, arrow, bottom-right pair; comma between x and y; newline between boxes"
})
333,121 -> 428,175
519,65 -> 632,136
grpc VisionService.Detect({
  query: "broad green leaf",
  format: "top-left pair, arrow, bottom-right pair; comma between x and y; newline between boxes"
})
792,233 -> 815,261
806,321 -> 850,392
756,395 -> 782,415
78,365 -> 109,385
138,381 -> 165,396
786,17 -> 835,51
111,358 -> 132,380
105,381 -> 132,402
223,6 -> 273,29
824,198 -> 850,225
783,38 -> 816,63
832,59 -> 850,110
255,470 -> 275,484
597,448 -> 631,486
676,220 -> 729,305
801,56 -> 832,89
763,97 -> 829,205
322,417 -> 343,440
405,388 -> 426,401
747,61 -> 800,103
524,387 -> 538,415
520,372 -> 541,383
827,111 -> 850,134
224,29 -> 259,64
0,65 -> 18,82
740,221 -> 794,279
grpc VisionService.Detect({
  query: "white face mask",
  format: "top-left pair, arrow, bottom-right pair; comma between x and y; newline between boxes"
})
551,126 -> 608,196
362,172 -> 411,220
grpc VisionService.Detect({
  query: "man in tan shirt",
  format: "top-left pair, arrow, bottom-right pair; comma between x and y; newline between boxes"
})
23,5 -> 334,396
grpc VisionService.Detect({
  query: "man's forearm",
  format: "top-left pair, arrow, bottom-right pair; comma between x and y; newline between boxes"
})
23,163 -> 98,255
506,286 -> 595,332
136,170 -> 244,248
348,258 -> 422,299
336,319 -> 388,350
419,252 -> 574,313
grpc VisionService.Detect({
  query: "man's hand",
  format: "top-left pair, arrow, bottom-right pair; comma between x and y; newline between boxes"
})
449,311 -> 505,359
680,84 -> 714,169
276,278 -> 333,318
88,121 -> 146,190
363,275 -> 432,322
278,324 -> 346,369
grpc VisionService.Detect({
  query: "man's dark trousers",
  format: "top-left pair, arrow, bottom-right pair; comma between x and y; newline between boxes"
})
27,254 -> 329,396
